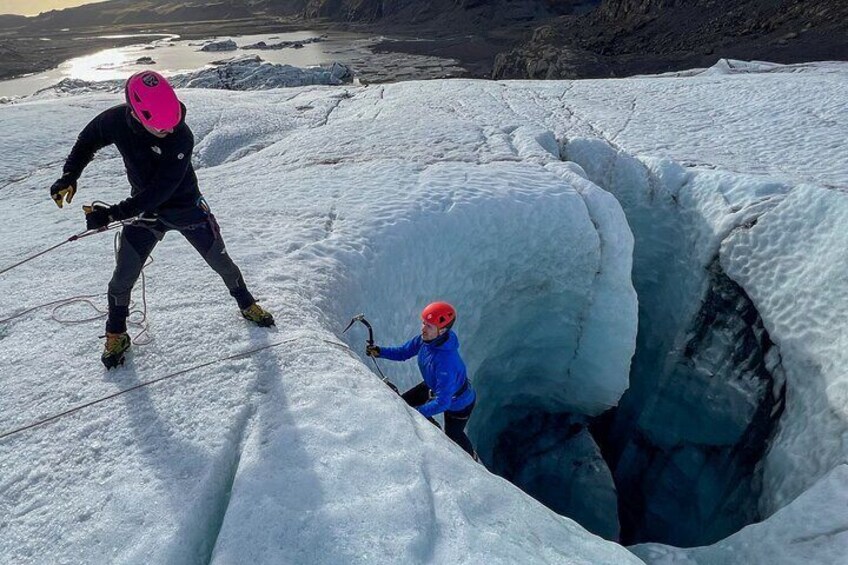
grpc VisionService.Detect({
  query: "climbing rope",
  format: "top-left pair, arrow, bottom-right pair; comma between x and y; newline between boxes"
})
0,222 -> 364,445
0,221 -> 124,277
0,334 -> 351,443
0,223 -> 153,346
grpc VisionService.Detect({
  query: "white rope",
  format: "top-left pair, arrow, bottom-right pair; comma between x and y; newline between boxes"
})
1,228 -> 153,346
0,334 -> 351,442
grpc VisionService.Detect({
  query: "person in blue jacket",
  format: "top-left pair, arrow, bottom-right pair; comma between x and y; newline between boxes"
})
367,301 -> 477,458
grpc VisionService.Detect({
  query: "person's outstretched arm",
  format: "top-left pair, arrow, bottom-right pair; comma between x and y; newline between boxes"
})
376,336 -> 422,361
64,110 -> 115,181
51,109 -> 115,207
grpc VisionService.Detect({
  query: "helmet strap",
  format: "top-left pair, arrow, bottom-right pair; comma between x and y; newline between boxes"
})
426,331 -> 451,346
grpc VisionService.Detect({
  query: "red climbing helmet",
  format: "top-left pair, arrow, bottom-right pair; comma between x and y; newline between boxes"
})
124,71 -> 182,131
421,301 -> 456,329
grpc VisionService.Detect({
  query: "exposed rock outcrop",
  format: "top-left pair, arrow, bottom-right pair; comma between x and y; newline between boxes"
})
494,0 -> 848,79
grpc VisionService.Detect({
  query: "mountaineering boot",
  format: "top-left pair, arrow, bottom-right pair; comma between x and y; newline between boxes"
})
102,332 -> 131,369
241,303 -> 275,327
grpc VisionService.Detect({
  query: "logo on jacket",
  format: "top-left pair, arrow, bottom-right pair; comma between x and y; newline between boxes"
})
142,73 -> 159,87
151,146 -> 162,155
177,153 -> 185,160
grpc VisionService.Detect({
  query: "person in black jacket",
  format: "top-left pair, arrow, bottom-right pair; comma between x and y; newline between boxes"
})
50,71 -> 274,369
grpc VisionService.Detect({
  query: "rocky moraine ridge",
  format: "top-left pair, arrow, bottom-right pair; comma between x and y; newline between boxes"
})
492,0 -> 848,78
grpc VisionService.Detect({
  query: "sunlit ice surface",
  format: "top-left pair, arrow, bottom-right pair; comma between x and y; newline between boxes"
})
61,46 -> 140,81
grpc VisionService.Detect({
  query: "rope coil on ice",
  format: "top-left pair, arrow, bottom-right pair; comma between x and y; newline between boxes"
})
0,226 -> 153,345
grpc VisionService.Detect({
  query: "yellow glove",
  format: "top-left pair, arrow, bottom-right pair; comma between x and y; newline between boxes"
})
50,176 -> 77,208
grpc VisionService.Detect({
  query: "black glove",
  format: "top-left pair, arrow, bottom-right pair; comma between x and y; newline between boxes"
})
365,344 -> 381,358
84,204 -> 114,230
50,176 -> 77,208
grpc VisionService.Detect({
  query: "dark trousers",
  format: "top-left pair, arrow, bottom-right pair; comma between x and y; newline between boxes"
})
402,382 -> 476,456
106,214 -> 255,333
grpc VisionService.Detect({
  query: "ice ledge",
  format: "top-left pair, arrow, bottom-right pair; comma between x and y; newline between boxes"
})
563,134 -> 848,551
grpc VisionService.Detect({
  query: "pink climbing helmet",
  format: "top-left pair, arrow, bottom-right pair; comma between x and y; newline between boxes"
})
124,71 -> 182,131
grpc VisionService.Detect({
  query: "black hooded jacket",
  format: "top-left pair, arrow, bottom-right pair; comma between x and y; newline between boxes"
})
62,103 -> 207,226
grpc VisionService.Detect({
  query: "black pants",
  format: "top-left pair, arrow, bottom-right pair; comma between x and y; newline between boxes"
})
106,214 -> 255,333
402,382 -> 476,456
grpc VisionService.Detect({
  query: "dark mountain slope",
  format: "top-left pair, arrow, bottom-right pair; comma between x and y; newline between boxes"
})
493,0 -> 848,78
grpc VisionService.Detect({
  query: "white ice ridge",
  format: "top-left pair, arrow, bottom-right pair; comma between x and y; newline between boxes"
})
556,62 -> 848,558
562,135 -> 848,522
721,184 -> 848,515
0,83 -> 638,563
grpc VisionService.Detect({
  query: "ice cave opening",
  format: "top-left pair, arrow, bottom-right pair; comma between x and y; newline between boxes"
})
334,136 -> 793,550
461,137 -> 793,548
472,260 -> 786,548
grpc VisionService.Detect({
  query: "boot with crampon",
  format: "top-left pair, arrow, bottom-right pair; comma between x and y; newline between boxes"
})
241,303 -> 275,327
102,332 -> 131,369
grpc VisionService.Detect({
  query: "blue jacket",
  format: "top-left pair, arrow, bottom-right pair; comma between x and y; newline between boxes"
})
379,331 -> 476,418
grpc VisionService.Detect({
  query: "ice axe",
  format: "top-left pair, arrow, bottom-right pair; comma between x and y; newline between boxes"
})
343,313 -> 399,394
